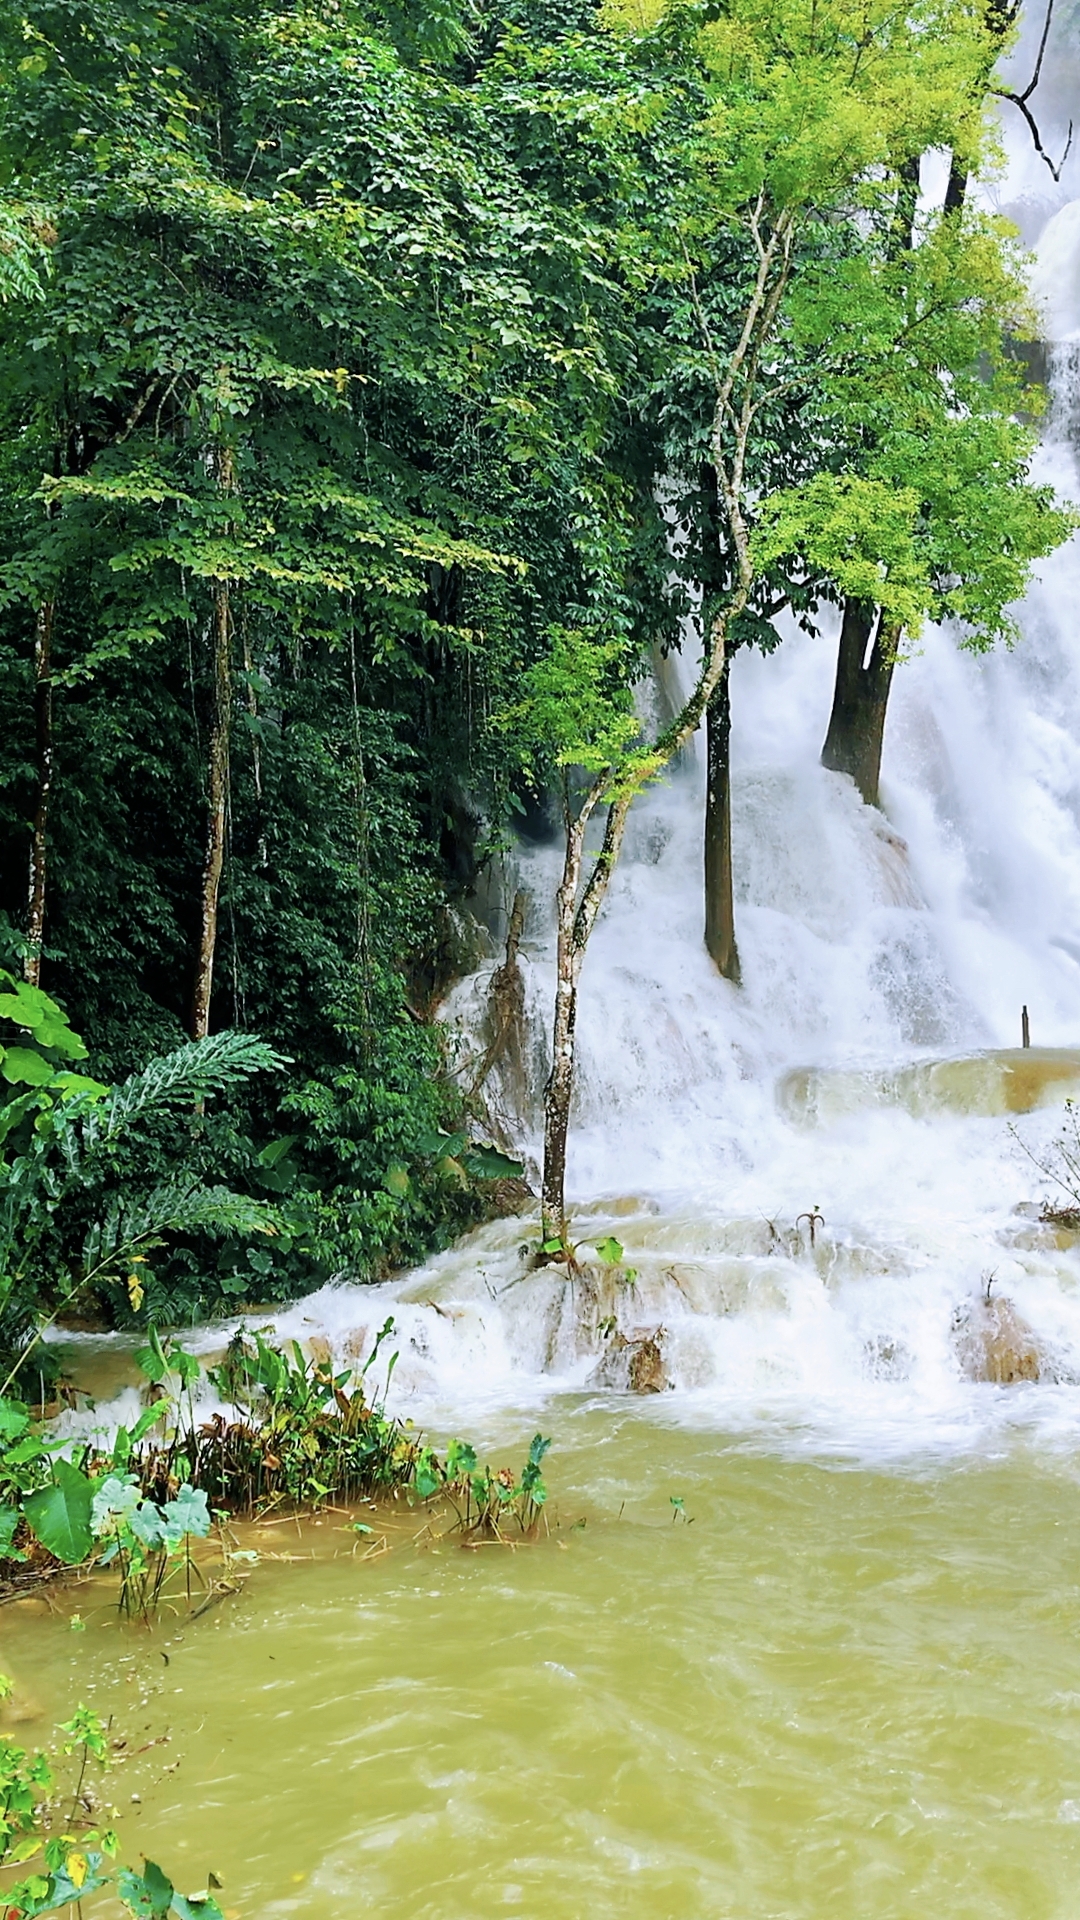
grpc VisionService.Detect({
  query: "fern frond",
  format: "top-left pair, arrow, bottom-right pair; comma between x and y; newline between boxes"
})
96,1033 -> 287,1143
83,1182 -> 276,1274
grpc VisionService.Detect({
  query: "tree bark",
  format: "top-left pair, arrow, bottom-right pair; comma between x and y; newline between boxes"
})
191,579 -> 232,1039
542,786 -> 633,1245
820,601 -> 897,808
704,657 -> 740,982
24,599 -> 55,988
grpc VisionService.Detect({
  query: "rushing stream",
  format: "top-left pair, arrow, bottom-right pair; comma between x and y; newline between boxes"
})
12,172 -> 1080,1920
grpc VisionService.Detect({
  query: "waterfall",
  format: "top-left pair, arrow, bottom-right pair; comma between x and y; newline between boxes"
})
55,189 -> 1080,1467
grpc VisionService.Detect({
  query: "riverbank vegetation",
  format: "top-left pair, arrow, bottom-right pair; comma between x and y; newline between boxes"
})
0,1315 -> 553,1610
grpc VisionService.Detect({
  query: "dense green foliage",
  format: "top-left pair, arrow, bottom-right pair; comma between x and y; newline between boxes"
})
0,0 -> 1072,1298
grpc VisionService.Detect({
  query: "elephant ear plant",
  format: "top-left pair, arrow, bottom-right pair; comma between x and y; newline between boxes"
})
0,987 -> 282,1570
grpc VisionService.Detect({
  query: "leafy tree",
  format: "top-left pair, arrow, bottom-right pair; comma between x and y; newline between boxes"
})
513,0 -> 1075,1241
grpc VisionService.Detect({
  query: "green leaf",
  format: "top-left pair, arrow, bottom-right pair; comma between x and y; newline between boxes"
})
171,1895 -> 225,1920
0,1504 -> 22,1556
118,1861 -> 174,1918
445,1438 -> 477,1478
129,1401 -> 169,1445
462,1146 -> 525,1180
51,1070 -> 109,1097
0,1396 -> 29,1442
23,1459 -> 95,1564
0,1046 -> 56,1087
0,982 -> 54,1027
162,1484 -> 211,1540
594,1236 -> 624,1266
257,1134 -> 298,1168
135,1326 -> 170,1385
29,1018 -> 88,1060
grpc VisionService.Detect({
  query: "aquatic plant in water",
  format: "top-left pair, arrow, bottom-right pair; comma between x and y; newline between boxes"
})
0,1676 -> 221,1920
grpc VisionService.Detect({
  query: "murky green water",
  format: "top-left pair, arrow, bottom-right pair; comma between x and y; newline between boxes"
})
8,1405 -> 1080,1919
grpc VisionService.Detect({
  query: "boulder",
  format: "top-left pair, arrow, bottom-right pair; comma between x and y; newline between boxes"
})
954,1295 -> 1040,1384
587,1326 -> 669,1393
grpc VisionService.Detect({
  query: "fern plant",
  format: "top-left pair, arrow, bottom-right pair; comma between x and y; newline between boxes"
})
0,1024 -> 285,1385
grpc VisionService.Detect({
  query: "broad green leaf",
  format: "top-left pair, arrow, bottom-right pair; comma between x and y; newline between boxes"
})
171,1894 -> 225,1920
0,1504 -> 21,1555
51,1070 -> 109,1097
135,1326 -> 170,1385
30,1018 -> 88,1059
0,1396 -> 29,1441
23,1856 -> 110,1913
0,982 -> 53,1026
594,1236 -> 624,1266
257,1134 -> 298,1167
23,1459 -> 95,1564
129,1401 -> 169,1445
118,1861 -> 174,1918
445,1438 -> 477,1477
462,1146 -> 525,1180
0,1047 -> 56,1087
163,1484 -> 211,1540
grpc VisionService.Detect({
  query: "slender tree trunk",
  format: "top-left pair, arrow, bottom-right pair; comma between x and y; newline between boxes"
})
24,599 -> 55,987
541,966 -> 579,1242
704,657 -> 740,982
542,787 -> 633,1245
542,802 -> 587,1243
191,579 -> 232,1039
820,601 -> 897,808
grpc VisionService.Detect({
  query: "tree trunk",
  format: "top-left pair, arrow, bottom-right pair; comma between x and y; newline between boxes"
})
704,658 -> 740,982
542,806 -> 585,1244
24,599 -> 55,988
541,785 -> 634,1245
541,969 -> 578,1243
820,601 -> 897,809
191,579 -> 232,1039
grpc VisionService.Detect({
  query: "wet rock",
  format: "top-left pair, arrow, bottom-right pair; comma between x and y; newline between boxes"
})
587,1326 -> 669,1393
628,1334 -> 668,1393
484,1176 -> 534,1218
954,1295 -> 1041,1384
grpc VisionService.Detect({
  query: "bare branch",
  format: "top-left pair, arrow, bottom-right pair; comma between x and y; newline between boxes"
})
1019,0 -> 1056,101
994,86 -> 1073,179
993,0 -> 1073,182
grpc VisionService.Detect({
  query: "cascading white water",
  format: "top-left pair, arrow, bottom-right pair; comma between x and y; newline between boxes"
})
55,183 -> 1080,1468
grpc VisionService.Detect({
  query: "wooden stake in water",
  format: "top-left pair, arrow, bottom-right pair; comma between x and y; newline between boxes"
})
1022,1005 -> 1030,1049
